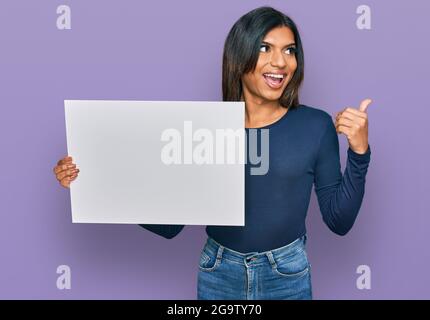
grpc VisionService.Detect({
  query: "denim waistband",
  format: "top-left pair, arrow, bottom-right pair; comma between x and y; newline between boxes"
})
204,235 -> 307,267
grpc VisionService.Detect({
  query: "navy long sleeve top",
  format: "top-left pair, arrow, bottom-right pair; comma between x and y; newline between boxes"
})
139,104 -> 371,253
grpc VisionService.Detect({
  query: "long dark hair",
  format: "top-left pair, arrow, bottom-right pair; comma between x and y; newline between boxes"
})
222,6 -> 304,109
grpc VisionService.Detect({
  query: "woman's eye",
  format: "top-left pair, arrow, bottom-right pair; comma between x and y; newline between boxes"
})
259,45 -> 269,52
285,47 -> 297,55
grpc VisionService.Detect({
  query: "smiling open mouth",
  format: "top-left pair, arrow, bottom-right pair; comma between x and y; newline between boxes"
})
263,73 -> 286,89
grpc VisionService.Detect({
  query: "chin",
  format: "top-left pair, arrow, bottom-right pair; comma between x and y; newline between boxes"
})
261,91 -> 284,102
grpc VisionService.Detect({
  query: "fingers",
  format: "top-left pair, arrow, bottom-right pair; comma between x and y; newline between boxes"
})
336,113 -> 366,134
335,119 -> 354,135
336,98 -> 372,121
336,117 -> 355,128
57,156 -> 73,166
53,156 -> 79,188
336,111 -> 355,122
60,176 -> 71,188
359,98 -> 372,113
335,110 -> 357,122
54,163 -> 76,174
336,124 -> 353,137
335,109 -> 368,128
341,107 -> 367,119
59,170 -> 79,188
56,168 -> 80,181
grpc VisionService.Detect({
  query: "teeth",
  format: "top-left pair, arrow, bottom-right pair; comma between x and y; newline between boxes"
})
264,73 -> 284,79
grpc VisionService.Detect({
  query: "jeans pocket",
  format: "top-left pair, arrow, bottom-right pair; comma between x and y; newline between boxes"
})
273,248 -> 310,278
199,248 -> 222,272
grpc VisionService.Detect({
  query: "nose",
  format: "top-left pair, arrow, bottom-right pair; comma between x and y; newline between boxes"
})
270,50 -> 287,69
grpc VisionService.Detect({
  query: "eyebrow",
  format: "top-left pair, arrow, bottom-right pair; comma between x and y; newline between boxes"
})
261,41 -> 296,48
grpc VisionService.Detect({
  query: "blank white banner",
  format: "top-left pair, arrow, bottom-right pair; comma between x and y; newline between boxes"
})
64,100 -> 245,225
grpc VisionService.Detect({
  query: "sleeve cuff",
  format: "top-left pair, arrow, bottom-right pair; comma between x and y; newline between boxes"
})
348,144 -> 371,163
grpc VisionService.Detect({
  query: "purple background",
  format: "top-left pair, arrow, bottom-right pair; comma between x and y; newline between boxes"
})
0,0 -> 428,299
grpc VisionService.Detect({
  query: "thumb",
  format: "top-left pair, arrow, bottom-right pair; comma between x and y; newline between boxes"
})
359,98 -> 372,113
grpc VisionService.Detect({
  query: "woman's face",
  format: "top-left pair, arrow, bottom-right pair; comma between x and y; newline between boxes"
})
241,26 -> 298,104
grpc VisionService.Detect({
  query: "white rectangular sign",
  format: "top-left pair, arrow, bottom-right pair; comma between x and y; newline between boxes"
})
64,100 -> 245,225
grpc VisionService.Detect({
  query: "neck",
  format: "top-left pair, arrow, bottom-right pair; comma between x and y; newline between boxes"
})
241,91 -> 285,126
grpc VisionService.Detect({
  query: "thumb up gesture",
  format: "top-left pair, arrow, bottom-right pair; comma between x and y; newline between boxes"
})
335,98 -> 372,154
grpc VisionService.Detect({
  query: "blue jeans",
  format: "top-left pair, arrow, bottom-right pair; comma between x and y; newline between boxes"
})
197,235 -> 312,300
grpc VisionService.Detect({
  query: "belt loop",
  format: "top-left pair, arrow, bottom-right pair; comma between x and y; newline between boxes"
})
216,245 -> 224,261
302,234 -> 308,245
266,251 -> 276,268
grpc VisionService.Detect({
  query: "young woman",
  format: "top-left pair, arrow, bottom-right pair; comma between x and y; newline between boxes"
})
53,6 -> 372,300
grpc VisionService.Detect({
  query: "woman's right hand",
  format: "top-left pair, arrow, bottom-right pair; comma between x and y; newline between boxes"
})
53,156 -> 80,188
